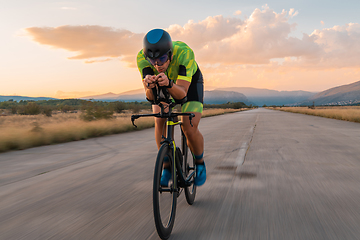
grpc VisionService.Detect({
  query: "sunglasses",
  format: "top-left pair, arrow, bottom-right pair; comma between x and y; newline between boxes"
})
147,51 -> 170,66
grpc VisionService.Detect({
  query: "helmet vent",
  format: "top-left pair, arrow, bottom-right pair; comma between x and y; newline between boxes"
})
147,29 -> 164,44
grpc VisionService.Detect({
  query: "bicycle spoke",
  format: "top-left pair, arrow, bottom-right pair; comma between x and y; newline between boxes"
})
153,144 -> 177,239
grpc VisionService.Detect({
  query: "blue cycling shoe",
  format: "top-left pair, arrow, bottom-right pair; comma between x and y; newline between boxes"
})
160,168 -> 171,187
194,163 -> 206,186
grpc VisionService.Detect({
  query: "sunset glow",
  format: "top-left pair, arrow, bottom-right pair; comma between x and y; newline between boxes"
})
1,1 -> 360,98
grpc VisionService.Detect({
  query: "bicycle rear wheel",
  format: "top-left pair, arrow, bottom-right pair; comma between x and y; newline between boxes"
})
181,130 -> 196,205
153,143 -> 177,240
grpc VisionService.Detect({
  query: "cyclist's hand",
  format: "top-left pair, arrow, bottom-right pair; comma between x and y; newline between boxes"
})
144,75 -> 157,89
156,73 -> 169,87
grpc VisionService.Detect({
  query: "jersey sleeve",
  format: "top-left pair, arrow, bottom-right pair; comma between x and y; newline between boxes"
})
137,50 -> 154,79
176,45 -> 197,83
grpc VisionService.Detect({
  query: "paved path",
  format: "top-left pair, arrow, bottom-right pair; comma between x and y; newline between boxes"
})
0,108 -> 359,239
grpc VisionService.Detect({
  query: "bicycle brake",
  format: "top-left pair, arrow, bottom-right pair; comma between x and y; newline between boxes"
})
131,116 -> 138,128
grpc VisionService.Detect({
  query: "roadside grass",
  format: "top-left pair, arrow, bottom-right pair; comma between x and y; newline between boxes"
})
201,108 -> 243,117
0,108 -> 245,153
272,106 -> 360,123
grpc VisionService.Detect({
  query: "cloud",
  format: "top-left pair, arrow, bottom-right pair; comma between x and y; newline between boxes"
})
181,6 -> 321,65
234,10 -> 242,16
306,23 -> 360,68
288,8 -> 299,18
61,7 -> 77,10
84,58 -> 118,64
26,25 -> 143,62
321,21 -> 325,25
167,15 -> 243,49
25,6 -> 360,71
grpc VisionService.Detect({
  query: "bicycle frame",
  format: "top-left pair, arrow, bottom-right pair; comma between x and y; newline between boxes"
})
163,112 -> 195,190
131,101 -> 195,189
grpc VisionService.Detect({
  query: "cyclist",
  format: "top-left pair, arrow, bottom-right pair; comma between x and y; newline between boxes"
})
137,29 -> 206,186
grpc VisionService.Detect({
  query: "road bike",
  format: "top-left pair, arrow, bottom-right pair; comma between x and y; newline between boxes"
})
131,87 -> 197,239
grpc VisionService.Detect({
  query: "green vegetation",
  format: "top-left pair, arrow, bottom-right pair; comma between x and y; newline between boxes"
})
204,101 -> 251,109
0,99 -> 251,118
80,101 -> 114,121
0,99 -> 152,117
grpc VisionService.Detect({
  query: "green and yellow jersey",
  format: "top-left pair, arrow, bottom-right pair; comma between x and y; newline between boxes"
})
137,41 -> 198,83
137,41 -> 204,113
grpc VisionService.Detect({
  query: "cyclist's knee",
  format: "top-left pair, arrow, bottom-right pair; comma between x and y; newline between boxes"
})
182,112 -> 201,128
182,124 -> 200,140
155,117 -> 166,126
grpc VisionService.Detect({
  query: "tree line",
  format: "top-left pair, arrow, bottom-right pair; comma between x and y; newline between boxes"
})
204,102 -> 251,109
0,99 -> 251,120
0,99 -> 149,115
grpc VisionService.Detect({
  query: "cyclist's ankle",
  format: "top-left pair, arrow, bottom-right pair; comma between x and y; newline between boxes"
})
163,156 -> 170,168
194,152 -> 204,165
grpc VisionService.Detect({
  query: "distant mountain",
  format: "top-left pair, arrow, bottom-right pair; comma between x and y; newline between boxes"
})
80,87 -> 317,106
0,96 -> 57,102
204,90 -> 252,105
299,80 -> 360,106
215,87 -> 317,106
119,89 -> 145,95
81,92 -> 120,100
81,89 -> 146,102
81,89 -> 252,105
117,89 -> 147,102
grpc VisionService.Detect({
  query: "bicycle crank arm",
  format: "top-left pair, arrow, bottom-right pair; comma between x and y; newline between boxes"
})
185,171 -> 195,185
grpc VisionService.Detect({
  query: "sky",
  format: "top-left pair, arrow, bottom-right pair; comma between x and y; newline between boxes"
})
1,0 -> 360,98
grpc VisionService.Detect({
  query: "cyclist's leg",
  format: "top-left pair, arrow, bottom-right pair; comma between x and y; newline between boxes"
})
181,67 -> 204,160
181,67 -> 206,185
181,111 -> 203,162
181,109 -> 206,186
152,104 -> 167,150
181,92 -> 206,185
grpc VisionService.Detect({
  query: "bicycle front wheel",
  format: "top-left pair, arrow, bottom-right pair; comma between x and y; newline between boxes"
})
153,143 -> 177,240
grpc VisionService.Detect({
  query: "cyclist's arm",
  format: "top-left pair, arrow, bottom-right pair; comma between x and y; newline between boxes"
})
138,51 -> 157,101
169,80 -> 190,100
140,64 -> 158,101
143,74 -> 157,101
165,46 -> 196,100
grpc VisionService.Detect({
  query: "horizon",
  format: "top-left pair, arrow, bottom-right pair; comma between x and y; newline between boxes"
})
2,1 -> 360,98
4,80 -> 359,99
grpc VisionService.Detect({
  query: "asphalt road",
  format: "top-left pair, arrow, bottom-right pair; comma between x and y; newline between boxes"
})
0,108 -> 359,240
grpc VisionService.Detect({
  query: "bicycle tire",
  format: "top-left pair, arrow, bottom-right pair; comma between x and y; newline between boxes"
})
181,130 -> 196,205
153,143 -> 177,240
